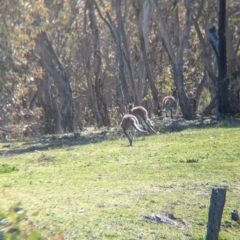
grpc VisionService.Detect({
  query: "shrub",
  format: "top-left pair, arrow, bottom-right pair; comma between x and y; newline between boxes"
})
0,164 -> 18,174
0,203 -> 46,240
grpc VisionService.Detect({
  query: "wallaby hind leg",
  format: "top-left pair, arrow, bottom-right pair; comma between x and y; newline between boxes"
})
124,129 -> 133,146
139,119 -> 148,131
166,102 -> 170,118
131,130 -> 136,142
144,119 -> 158,134
148,123 -> 158,134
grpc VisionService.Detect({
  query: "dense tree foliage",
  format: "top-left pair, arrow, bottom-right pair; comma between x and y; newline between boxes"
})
0,0 -> 239,136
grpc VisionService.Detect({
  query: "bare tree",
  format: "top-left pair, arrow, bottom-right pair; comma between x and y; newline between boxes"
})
134,0 -> 160,115
226,10 -> 240,93
93,0 -> 132,109
206,1 -> 240,116
153,0 -> 195,119
217,0 -> 231,117
114,0 -> 132,104
35,31 -> 74,132
87,0 -> 110,127
35,73 -> 61,134
119,1 -> 139,105
193,11 -> 218,94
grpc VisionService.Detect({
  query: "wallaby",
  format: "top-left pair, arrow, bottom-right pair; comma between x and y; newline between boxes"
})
162,89 -> 179,119
187,91 -> 197,112
127,103 -> 158,134
120,114 -> 148,146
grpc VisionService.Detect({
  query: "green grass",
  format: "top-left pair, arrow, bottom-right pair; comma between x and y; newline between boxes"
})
0,164 -> 18,174
1,125 -> 240,239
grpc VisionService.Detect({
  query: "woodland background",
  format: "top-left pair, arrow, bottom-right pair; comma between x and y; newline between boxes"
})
0,0 -> 240,137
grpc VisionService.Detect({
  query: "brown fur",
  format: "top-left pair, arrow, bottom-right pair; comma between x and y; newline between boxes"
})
187,91 -> 197,112
162,89 -> 179,118
120,114 -> 148,146
128,104 -> 158,134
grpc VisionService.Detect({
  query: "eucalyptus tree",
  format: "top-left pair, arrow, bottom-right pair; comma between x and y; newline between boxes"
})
217,0 -> 230,117
93,0 -> 137,109
0,0 -> 39,128
153,0 -> 196,119
196,0 -> 240,116
83,0 -> 110,127
0,0 -> 75,133
133,0 -> 160,115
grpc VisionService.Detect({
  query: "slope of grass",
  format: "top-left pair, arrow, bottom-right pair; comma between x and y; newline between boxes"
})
1,125 -> 240,239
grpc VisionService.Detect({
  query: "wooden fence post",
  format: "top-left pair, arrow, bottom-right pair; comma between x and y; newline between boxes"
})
205,188 -> 226,240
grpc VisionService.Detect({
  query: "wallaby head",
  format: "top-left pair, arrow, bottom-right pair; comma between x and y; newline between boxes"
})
120,114 -> 148,146
128,102 -> 135,113
187,91 -> 195,98
123,102 -> 135,114
127,102 -> 148,122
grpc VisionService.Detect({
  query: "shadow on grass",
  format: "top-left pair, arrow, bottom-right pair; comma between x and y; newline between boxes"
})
0,132 -> 110,156
158,116 -> 240,133
1,117 -> 240,156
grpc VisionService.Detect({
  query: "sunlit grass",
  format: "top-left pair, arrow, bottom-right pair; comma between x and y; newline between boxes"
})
1,125 -> 240,239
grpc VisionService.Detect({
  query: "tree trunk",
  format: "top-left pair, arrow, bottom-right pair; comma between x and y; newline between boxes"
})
172,64 -> 194,119
120,1 -> 139,105
205,188 -> 226,240
93,0 -> 131,111
115,0 -> 132,104
217,0 -> 231,117
193,14 -> 218,102
175,0 -> 194,119
88,0 -> 110,127
35,31 -> 74,132
134,0 -> 160,114
226,12 -> 240,93
202,96 -> 217,116
84,44 -> 102,126
35,74 -> 61,134
154,0 -> 194,119
195,70 -> 208,111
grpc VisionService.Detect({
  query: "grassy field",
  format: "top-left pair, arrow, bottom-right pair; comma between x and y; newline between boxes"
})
1,123 -> 240,239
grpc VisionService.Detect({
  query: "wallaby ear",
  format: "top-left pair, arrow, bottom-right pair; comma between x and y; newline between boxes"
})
119,111 -> 124,118
172,88 -> 178,95
129,102 -> 134,108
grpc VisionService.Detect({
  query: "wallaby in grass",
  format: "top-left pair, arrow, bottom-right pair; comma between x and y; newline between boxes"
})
162,89 -> 179,119
127,103 -> 158,134
120,114 -> 148,146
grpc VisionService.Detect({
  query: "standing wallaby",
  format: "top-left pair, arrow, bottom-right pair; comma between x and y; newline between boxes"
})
187,91 -> 197,112
120,114 -> 148,146
162,89 -> 179,119
127,103 -> 158,134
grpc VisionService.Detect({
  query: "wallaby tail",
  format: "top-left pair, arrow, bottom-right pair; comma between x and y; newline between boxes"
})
143,118 -> 158,135
164,99 -> 171,110
132,122 -> 148,134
